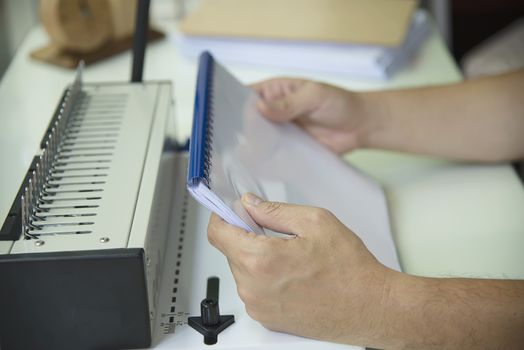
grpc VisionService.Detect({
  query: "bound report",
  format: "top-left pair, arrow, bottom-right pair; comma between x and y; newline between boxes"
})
187,52 -> 400,270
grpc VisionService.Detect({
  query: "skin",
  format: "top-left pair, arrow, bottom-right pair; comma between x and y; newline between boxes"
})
207,69 -> 524,349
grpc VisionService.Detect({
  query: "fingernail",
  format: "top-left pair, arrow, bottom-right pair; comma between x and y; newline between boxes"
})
242,192 -> 263,206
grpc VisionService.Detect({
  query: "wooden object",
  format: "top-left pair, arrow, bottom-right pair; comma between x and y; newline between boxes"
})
32,0 -> 163,68
31,29 -> 164,69
40,0 -> 113,53
179,0 -> 417,47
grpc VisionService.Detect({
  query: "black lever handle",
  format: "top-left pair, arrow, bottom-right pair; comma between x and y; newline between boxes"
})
206,276 -> 219,301
188,277 -> 235,345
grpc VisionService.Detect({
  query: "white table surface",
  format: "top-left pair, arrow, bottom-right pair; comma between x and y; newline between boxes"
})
1,18 -> 523,279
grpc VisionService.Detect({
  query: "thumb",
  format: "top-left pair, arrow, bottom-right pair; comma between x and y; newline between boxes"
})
241,193 -> 311,236
256,83 -> 320,123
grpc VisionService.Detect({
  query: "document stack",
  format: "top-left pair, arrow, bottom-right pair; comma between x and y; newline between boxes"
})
175,0 -> 430,79
187,52 -> 400,269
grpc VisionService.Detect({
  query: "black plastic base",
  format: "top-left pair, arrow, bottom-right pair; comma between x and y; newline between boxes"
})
0,249 -> 151,350
188,315 -> 235,345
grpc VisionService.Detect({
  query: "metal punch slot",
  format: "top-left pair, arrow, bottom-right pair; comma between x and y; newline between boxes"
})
40,194 -> 102,200
44,189 -> 104,195
65,131 -> 120,137
76,101 -> 126,107
47,180 -> 106,186
51,167 -> 111,174
31,220 -> 95,228
64,134 -> 119,141
78,97 -> 127,103
48,173 -> 110,180
62,139 -> 117,146
74,110 -> 126,117
67,127 -> 121,133
73,108 -> 125,115
55,157 -> 113,164
26,229 -> 93,237
36,207 -> 97,215
59,146 -> 116,152
69,121 -> 122,127
75,103 -> 125,108
42,193 -> 103,201
77,96 -> 128,105
84,92 -> 128,98
76,96 -> 127,103
38,198 -> 102,206
75,104 -> 127,112
67,126 -> 121,132
37,204 -> 100,210
56,156 -> 113,163
36,213 -> 97,218
65,132 -> 120,139
71,115 -> 124,122
49,174 -> 108,180
74,106 -> 118,112
44,186 -> 104,194
41,189 -> 103,198
44,182 -> 104,190
55,154 -> 114,161
54,159 -> 112,166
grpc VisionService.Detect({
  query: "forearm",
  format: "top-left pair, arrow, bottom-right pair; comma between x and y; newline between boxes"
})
374,272 -> 524,349
359,70 -> 524,162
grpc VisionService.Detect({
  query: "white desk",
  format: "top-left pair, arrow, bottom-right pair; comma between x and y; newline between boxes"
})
1,16 -> 524,284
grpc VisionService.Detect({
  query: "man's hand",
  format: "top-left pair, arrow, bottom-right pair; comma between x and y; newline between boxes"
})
207,192 -> 394,345
253,71 -> 524,162
208,193 -> 524,349
252,78 -> 381,154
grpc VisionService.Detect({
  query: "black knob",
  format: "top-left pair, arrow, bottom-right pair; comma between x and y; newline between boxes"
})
201,298 -> 220,326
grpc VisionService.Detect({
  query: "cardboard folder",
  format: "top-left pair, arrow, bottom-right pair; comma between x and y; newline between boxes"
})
179,0 -> 417,47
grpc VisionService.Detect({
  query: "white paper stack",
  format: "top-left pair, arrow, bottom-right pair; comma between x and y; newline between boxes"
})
187,52 -> 400,269
174,10 -> 430,80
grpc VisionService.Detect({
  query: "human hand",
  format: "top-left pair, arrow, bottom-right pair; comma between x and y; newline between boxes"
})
252,78 -> 379,154
207,192 -> 397,346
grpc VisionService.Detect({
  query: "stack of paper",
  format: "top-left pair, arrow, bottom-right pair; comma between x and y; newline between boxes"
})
187,52 -> 400,269
174,0 -> 430,79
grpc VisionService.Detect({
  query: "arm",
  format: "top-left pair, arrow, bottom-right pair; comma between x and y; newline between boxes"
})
208,194 -> 524,349
364,69 -> 524,162
384,273 -> 524,349
254,69 -> 524,162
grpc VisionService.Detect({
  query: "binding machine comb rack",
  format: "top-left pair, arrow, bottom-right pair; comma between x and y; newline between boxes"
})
16,64 -> 98,240
2,64 -> 171,243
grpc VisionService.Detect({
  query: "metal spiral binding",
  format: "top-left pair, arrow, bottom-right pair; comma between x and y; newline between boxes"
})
202,62 -> 215,187
20,63 -> 84,239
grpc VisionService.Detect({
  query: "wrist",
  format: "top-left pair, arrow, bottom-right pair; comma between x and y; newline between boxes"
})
354,91 -> 392,150
352,269 -> 421,349
370,268 -> 406,346
337,266 -> 403,347
377,272 -> 439,349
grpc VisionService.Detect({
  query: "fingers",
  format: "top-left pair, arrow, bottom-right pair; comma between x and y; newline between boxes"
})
207,213 -> 274,258
259,84 -> 321,123
252,78 -> 321,123
241,193 -> 330,237
208,213 -> 251,256
251,77 -> 305,99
